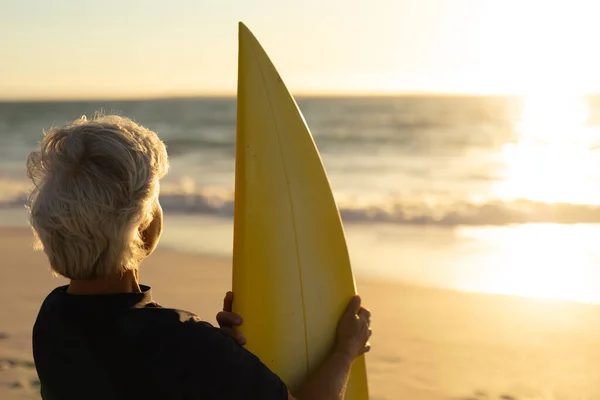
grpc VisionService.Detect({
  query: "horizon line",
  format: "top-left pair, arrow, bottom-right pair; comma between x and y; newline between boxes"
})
1,90 -> 599,103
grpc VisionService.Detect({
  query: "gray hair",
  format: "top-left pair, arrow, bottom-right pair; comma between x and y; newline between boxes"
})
26,114 -> 169,279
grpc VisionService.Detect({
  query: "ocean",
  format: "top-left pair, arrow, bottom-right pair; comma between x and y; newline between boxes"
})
2,95 -> 600,303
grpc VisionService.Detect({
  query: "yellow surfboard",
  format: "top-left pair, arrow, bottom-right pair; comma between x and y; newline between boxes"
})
232,22 -> 368,399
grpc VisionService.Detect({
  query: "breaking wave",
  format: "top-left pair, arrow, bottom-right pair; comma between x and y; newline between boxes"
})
3,179 -> 600,226
158,191 -> 600,225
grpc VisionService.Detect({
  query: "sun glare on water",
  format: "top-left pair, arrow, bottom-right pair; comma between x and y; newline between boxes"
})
467,93 -> 600,304
494,93 -> 600,204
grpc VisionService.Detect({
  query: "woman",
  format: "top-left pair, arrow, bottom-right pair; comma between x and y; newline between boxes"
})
28,114 -> 372,400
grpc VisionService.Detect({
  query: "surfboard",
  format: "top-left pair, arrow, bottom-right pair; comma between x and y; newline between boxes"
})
231,22 -> 369,399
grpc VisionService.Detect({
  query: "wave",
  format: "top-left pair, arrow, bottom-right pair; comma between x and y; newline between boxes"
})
4,179 -> 600,226
157,191 -> 600,226
153,185 -> 600,226
0,179 -> 33,207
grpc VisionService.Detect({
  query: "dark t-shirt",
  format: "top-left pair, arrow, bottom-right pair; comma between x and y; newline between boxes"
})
32,285 -> 288,400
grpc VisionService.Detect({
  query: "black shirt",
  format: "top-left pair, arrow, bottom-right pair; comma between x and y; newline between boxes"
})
32,285 -> 288,400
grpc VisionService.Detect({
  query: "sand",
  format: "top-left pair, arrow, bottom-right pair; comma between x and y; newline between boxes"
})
1,227 -> 599,400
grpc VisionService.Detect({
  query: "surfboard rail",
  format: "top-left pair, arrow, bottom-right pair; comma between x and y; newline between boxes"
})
232,22 -> 369,399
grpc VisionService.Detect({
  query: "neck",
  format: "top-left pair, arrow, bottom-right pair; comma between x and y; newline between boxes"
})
67,269 -> 141,295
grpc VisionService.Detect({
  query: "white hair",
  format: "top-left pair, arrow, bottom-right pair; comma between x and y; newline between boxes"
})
26,114 -> 169,279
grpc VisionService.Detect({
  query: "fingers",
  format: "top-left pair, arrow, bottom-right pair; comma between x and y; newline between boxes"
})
358,307 -> 371,334
360,309 -> 372,355
216,310 -> 243,327
362,344 -> 371,354
362,330 -> 372,355
337,296 -> 373,358
345,295 -> 362,317
218,292 -> 245,346
223,291 -> 234,312
346,296 -> 371,321
220,327 -> 246,345
358,307 -> 371,320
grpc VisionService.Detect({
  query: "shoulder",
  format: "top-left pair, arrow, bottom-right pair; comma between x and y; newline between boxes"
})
37,285 -> 68,311
33,286 -> 70,331
162,309 -> 255,362
115,303 -> 220,346
159,310 -> 289,399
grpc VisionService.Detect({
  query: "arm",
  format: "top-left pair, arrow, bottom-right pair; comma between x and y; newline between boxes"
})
291,296 -> 372,400
290,352 -> 354,400
216,293 -> 371,400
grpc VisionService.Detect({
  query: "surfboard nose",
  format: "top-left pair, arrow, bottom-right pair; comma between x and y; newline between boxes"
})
238,21 -> 248,37
238,22 -> 259,49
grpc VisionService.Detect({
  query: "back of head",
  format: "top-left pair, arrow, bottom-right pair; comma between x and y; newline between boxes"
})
27,114 -> 169,279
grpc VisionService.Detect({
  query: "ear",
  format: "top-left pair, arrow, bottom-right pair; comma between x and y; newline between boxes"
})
140,203 -> 163,256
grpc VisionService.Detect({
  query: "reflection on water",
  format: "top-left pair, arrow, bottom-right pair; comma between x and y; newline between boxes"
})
452,94 -> 600,303
494,94 -> 600,204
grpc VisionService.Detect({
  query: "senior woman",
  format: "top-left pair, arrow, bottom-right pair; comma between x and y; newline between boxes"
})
28,114 -> 372,400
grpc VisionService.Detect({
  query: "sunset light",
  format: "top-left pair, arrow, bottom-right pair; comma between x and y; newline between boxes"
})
2,2 -> 600,398
494,94 -> 600,204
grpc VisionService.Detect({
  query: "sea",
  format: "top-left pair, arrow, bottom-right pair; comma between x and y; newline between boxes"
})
2,95 -> 600,303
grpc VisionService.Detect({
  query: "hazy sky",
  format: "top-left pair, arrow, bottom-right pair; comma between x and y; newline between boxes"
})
2,0 -> 600,99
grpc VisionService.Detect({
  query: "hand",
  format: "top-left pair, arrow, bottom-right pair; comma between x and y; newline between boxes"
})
216,291 -> 246,345
333,295 -> 371,362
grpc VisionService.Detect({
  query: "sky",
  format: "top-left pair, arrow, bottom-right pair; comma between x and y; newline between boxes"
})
2,0 -> 600,100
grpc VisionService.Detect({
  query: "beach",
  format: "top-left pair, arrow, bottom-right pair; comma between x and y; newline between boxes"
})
2,96 -> 600,398
4,1 -> 600,396
1,227 -> 599,400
